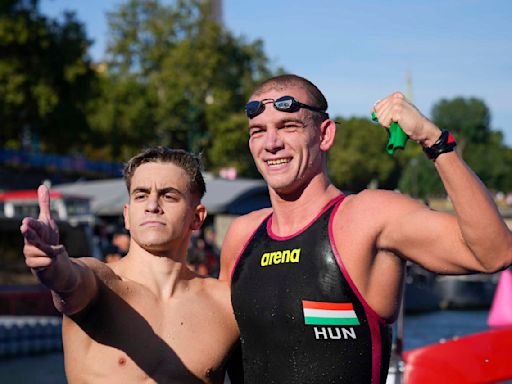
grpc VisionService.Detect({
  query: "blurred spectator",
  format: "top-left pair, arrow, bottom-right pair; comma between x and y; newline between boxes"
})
204,227 -> 219,252
104,229 -> 130,263
185,227 -> 220,277
203,227 -> 220,277
104,244 -> 123,263
187,237 -> 208,276
112,230 -> 130,255
93,224 -> 111,260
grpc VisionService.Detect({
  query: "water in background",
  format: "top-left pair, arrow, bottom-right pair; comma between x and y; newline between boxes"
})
403,309 -> 489,350
0,310 -> 492,383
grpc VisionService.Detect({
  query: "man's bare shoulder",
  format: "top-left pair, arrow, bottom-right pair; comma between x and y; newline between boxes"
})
219,208 -> 271,280
340,189 -> 419,218
224,208 -> 271,251
344,188 -> 404,204
236,207 -> 272,226
335,189 -> 431,251
200,277 -> 231,305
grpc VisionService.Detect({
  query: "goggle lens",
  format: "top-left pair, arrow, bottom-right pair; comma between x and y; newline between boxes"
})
245,96 -> 325,119
274,97 -> 295,110
245,101 -> 263,118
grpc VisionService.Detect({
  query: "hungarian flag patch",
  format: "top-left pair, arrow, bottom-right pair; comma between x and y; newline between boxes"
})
302,300 -> 360,326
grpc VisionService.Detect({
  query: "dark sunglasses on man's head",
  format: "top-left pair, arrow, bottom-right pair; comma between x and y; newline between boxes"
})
245,95 -> 327,119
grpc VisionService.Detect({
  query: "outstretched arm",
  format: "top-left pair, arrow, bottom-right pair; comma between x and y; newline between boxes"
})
373,93 -> 512,273
20,185 -> 98,314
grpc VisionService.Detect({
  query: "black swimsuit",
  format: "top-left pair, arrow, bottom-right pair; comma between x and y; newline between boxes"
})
231,195 -> 392,383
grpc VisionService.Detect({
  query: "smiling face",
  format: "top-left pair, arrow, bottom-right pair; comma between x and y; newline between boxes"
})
248,86 -> 333,195
123,162 -> 206,255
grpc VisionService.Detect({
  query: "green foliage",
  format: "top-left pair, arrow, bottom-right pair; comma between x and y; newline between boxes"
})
429,96 -> 511,192
431,97 -> 491,153
208,112 -> 259,177
90,0 -> 276,171
0,0 -> 97,153
84,73 -> 158,161
328,117 -> 403,192
464,130 -> 512,192
5,0 -> 511,196
398,155 -> 443,199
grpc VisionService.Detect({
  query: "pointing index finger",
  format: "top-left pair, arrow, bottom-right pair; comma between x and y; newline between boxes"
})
38,185 -> 52,223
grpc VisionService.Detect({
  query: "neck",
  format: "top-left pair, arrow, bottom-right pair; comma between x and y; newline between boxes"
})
120,241 -> 196,298
268,173 -> 341,236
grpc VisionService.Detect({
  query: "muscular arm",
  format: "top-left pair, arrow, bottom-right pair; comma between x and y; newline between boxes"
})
373,93 -> 512,274
433,151 -> 511,271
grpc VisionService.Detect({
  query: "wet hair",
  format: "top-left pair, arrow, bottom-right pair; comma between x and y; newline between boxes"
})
252,74 -> 329,124
123,147 -> 206,199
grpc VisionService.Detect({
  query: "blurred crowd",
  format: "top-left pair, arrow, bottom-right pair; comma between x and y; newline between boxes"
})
187,227 -> 221,278
93,225 -> 220,277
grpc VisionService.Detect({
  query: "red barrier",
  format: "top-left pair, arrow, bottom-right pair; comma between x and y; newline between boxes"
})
404,327 -> 512,383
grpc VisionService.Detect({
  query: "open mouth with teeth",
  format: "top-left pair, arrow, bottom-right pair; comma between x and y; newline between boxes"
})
266,158 -> 291,166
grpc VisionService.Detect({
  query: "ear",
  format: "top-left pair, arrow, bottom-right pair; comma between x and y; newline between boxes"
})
191,204 -> 207,231
319,119 -> 337,152
123,204 -> 131,231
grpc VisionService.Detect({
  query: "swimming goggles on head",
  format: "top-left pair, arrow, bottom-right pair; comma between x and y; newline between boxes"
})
245,95 -> 327,119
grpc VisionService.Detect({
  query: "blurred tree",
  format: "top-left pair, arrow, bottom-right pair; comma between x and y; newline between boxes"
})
399,97 -> 512,196
398,154 -> 442,199
399,133 -> 512,197
0,0 -> 97,153
328,117 -> 404,192
431,97 -> 491,154
92,0 -> 276,172
464,130 -> 512,192
84,72 -> 158,161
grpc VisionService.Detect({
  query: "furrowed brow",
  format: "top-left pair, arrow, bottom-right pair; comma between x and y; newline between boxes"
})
131,187 -> 150,195
157,187 -> 183,196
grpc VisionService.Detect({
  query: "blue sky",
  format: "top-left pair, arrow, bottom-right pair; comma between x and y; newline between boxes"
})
41,0 -> 512,144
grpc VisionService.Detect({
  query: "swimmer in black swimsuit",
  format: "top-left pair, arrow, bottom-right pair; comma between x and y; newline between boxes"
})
220,74 -> 512,383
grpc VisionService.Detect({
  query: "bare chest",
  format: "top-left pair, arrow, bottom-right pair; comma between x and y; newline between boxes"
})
63,290 -> 235,383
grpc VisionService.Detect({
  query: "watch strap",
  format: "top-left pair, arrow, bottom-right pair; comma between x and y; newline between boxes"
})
423,130 -> 457,160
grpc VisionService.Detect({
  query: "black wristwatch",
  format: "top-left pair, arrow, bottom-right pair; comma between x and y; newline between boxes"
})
423,130 -> 457,160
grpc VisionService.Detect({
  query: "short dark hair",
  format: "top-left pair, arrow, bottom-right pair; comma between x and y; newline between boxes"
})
123,147 -> 206,199
252,74 -> 329,124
